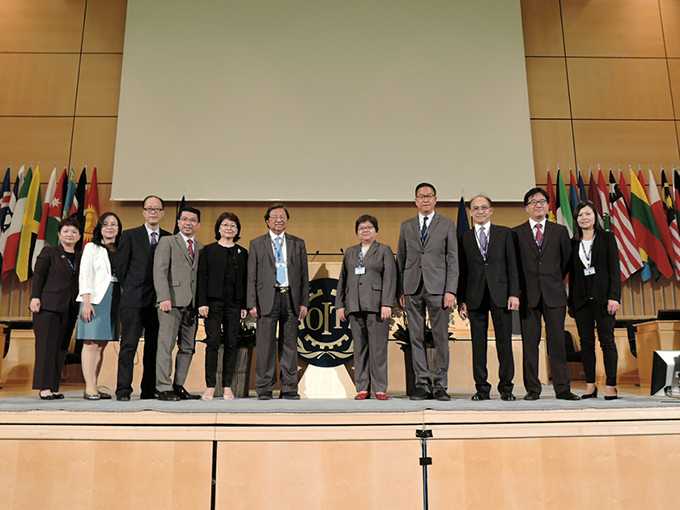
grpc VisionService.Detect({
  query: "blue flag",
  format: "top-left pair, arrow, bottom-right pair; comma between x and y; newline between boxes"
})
456,196 -> 469,238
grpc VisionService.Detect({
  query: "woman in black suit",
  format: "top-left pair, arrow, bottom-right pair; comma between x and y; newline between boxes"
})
197,212 -> 248,400
569,201 -> 621,400
29,218 -> 82,400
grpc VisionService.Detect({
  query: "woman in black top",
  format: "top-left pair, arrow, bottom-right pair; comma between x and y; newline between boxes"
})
197,212 -> 248,400
569,201 -> 621,400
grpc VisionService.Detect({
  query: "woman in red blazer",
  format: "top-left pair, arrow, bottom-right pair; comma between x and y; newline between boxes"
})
29,218 -> 82,400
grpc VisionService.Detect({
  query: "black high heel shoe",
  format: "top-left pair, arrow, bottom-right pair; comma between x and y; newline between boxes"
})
604,388 -> 618,400
581,387 -> 598,399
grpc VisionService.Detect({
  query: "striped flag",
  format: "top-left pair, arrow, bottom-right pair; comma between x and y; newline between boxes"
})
2,166 -> 33,280
597,168 -> 611,230
32,166 -> 58,270
661,169 -> 680,280
546,170 -> 557,222
609,171 -> 642,281
556,169 -> 573,237
16,165 -> 42,282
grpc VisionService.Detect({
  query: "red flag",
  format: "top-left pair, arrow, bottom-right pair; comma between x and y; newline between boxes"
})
597,169 -> 610,229
45,169 -> 67,246
83,167 -> 100,246
546,170 -> 556,222
619,169 -> 631,210
646,170 -> 674,264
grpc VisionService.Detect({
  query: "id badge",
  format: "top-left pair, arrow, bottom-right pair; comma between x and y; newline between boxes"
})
276,261 -> 286,270
584,267 -> 596,276
355,267 -> 366,275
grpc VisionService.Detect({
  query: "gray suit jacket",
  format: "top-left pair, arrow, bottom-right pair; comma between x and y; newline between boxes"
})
153,233 -> 204,308
397,212 -> 458,296
336,242 -> 396,314
247,232 -> 310,316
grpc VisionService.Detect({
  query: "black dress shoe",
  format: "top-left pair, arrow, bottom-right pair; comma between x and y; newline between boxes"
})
158,390 -> 180,401
280,391 -> 301,400
258,393 -> 272,400
604,389 -> 618,401
52,393 -> 65,400
140,392 -> 159,400
523,391 -> 540,401
117,394 -> 131,401
471,392 -> 490,401
410,387 -> 433,401
39,393 -> 56,400
433,389 -> 451,401
555,390 -> 581,401
500,392 -> 516,401
173,385 -> 201,400
581,387 -> 598,399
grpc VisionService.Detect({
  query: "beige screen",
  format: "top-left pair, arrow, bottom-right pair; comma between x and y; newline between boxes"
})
112,0 -> 535,202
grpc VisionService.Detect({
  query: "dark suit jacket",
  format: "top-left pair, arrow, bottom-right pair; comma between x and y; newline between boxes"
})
247,232 -> 309,316
31,245 -> 81,312
397,212 -> 458,296
512,220 -> 571,308
336,242 -> 397,314
568,231 -> 621,310
458,224 -> 519,310
115,225 -> 171,308
197,242 -> 248,308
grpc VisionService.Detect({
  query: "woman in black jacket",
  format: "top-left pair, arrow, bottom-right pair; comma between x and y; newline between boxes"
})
569,201 -> 621,400
197,212 -> 248,400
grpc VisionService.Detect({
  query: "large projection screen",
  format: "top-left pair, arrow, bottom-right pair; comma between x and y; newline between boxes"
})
112,0 -> 535,202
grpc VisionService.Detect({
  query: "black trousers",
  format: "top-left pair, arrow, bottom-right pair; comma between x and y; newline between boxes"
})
32,306 -> 78,391
203,299 -> 241,387
468,286 -> 514,394
116,305 -> 159,398
574,300 -> 618,386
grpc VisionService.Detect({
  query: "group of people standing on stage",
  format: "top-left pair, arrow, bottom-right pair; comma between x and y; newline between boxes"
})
29,181 -> 621,402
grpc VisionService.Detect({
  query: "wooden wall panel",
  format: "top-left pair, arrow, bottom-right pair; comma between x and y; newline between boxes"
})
75,54 -> 123,116
70,117 -> 118,181
660,0 -> 680,59
0,118 -> 73,168
0,54 -> 80,116
0,0 -> 85,53
562,0 -> 665,57
572,120 -> 680,168
529,120 -> 576,182
568,58 -> 674,120
520,0 -> 564,57
82,0 -> 128,53
525,57 -> 571,118
668,59 -> 680,119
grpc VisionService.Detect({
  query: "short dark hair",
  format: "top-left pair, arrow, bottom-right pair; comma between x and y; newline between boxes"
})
355,214 -> 379,233
92,212 -> 122,247
415,182 -> 437,197
523,187 -> 550,206
572,201 -> 605,241
214,212 -> 241,242
264,203 -> 289,222
178,206 -> 201,222
59,217 -> 81,233
143,195 -> 165,209
469,194 -> 492,208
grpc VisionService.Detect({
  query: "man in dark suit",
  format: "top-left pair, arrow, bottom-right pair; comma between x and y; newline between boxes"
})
115,195 -> 171,401
154,206 -> 203,401
458,195 -> 519,401
247,203 -> 309,400
512,187 -> 579,400
397,183 -> 458,401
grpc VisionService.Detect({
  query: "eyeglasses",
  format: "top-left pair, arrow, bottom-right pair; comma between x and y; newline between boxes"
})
470,206 -> 490,212
527,199 -> 547,206
358,226 -> 375,232
102,222 -> 118,228
144,207 -> 163,213
179,216 -> 198,223
416,194 -> 435,200
220,223 -> 237,229
269,215 -> 287,220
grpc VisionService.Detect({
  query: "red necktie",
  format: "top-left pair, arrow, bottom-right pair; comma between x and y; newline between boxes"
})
188,239 -> 194,261
535,223 -> 543,247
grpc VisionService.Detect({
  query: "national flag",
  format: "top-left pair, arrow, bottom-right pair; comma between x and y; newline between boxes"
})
661,169 -> 680,279
629,171 -> 673,279
577,169 -> 587,202
2,166 -> 33,280
597,169 -> 611,230
546,170 -> 557,222
0,165 -> 25,268
71,167 -> 87,220
556,169 -> 573,237
456,196 -> 470,238
46,169 -> 67,246
619,168 -> 631,210
32,166 -> 58,270
83,167 -> 100,246
609,171 -> 643,281
588,168 -> 603,225
174,194 -> 186,235
569,168 -> 580,211
0,167 -> 12,269
16,165 -> 42,282
646,170 -> 674,267
62,166 -> 77,219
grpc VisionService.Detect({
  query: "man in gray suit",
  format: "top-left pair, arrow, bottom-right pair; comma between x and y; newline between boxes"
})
397,183 -> 458,401
154,206 -> 204,401
247,203 -> 309,400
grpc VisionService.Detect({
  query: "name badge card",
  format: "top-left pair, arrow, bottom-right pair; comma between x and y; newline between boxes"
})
584,267 -> 596,276
355,267 -> 366,275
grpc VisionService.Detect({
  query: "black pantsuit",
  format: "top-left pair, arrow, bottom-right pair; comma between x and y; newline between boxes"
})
203,299 -> 241,387
574,302 -> 618,386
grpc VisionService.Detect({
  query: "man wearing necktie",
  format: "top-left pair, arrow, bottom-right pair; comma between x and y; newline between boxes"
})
397,183 -> 458,401
153,206 -> 204,401
512,187 -> 579,401
247,203 -> 309,400
115,195 -> 171,401
458,195 -> 519,401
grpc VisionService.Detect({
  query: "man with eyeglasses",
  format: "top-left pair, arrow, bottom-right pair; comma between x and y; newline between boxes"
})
115,195 -> 171,401
153,206 -> 204,401
458,195 -> 519,401
513,187 -> 579,401
397,183 -> 458,401
247,203 -> 309,400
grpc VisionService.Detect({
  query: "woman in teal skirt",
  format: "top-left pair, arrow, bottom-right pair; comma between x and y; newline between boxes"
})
76,212 -> 122,400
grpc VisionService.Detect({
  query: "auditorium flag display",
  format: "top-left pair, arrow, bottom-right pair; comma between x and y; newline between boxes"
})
555,169 -> 573,237
32,166 -> 58,270
609,171 -> 643,281
2,166 -> 33,280
0,165 -> 25,270
0,168 -> 12,269
661,169 -> 680,280
16,165 -> 42,282
83,166 -> 100,246
646,170 -> 674,268
46,168 -> 67,246
546,170 -> 557,222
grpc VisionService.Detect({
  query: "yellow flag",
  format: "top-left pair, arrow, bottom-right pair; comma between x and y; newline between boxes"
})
16,165 -> 42,282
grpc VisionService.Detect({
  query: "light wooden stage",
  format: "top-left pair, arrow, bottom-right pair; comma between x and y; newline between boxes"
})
1,391 -> 680,510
